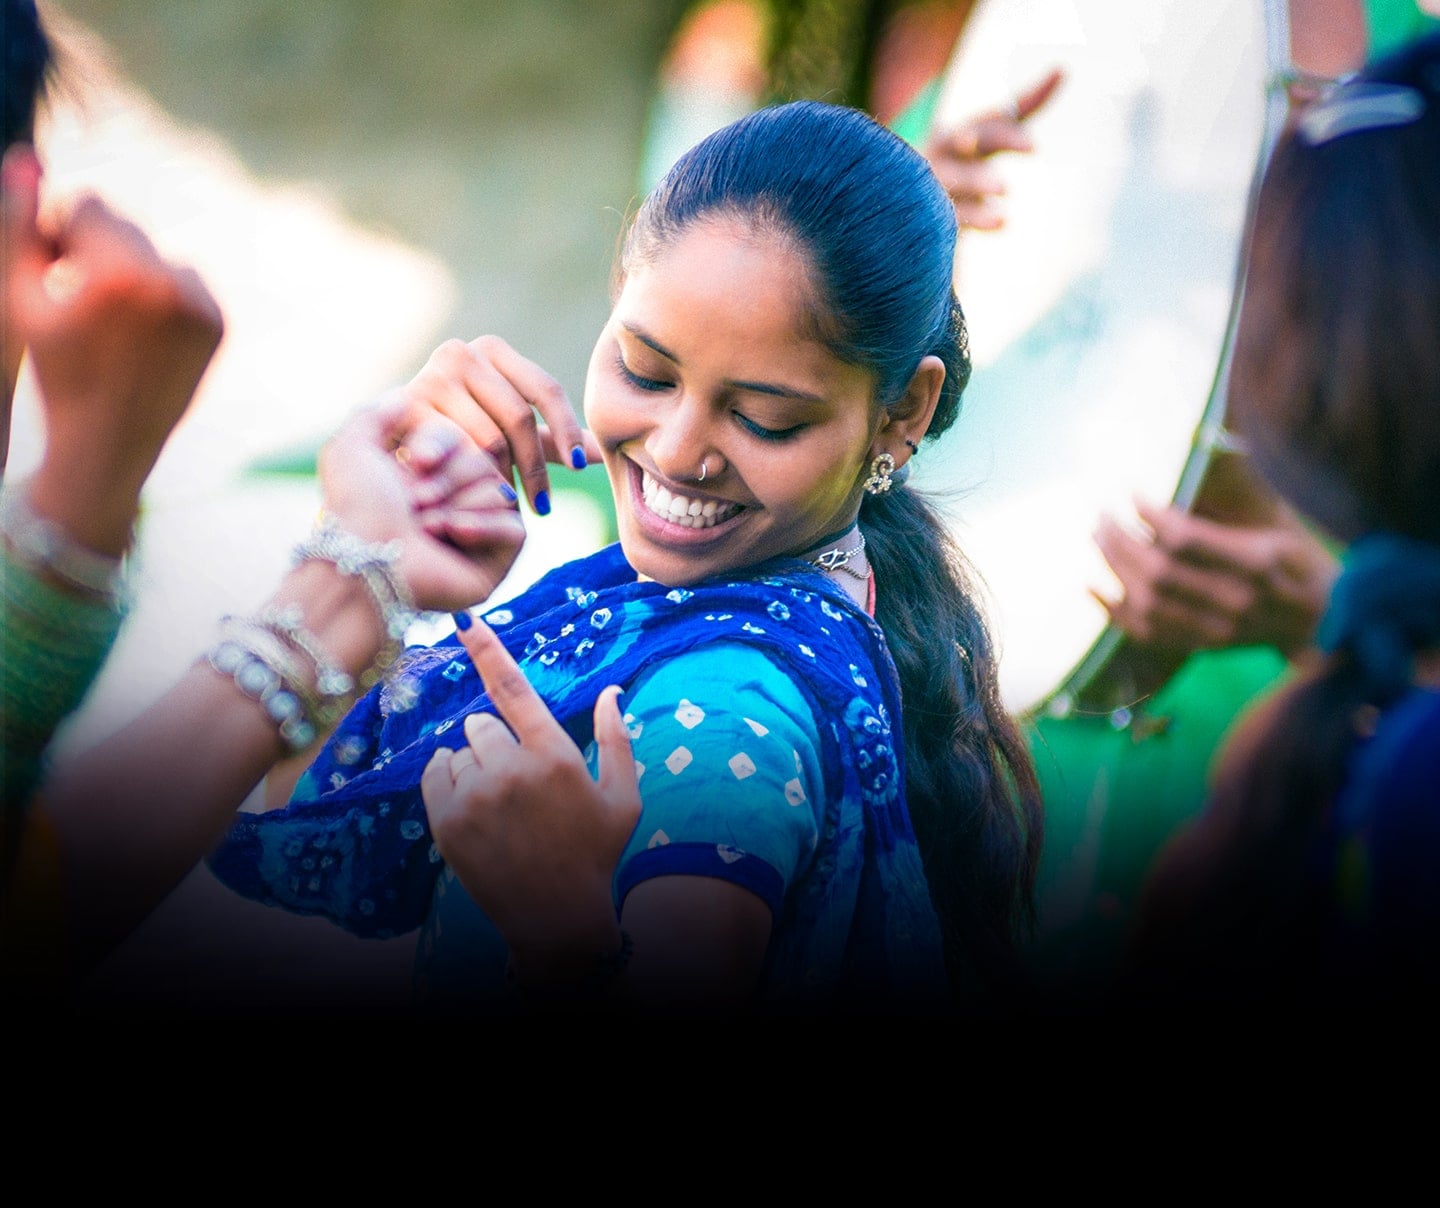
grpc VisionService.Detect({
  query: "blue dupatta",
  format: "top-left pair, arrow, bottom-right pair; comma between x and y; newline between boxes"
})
207,543 -> 949,1006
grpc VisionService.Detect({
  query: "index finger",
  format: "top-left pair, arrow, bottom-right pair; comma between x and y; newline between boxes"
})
1015,66 -> 1065,122
470,334 -> 589,489
452,612 -> 566,747
1138,500 -> 1279,575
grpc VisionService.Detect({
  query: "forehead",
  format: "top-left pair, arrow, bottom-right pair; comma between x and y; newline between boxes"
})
616,214 -> 825,345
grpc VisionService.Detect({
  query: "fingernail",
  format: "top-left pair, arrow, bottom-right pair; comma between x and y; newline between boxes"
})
570,445 -> 587,470
453,610 -> 473,632
534,490 -> 551,517
498,481 -> 518,503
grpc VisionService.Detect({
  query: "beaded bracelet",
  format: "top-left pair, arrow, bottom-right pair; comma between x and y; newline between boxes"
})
291,519 -> 418,685
250,604 -> 357,731
0,482 -> 129,602
205,628 -> 319,753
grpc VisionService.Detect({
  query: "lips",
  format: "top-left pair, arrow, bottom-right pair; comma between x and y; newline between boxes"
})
640,470 -> 743,530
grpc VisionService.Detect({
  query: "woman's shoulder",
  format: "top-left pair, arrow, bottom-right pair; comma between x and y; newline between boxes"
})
627,639 -> 815,721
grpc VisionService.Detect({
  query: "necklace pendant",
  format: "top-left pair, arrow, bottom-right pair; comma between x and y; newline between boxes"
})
814,548 -> 850,571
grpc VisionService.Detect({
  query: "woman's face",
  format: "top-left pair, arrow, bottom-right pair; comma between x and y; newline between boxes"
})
583,215 -> 885,586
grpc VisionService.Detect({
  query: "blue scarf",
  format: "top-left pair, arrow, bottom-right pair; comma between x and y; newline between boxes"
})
208,543 -> 949,1005
1316,532 -> 1440,702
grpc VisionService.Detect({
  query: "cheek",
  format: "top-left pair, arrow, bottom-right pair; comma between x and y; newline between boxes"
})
581,360 -> 626,451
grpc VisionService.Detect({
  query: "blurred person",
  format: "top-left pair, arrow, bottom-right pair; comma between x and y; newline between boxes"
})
641,0 -> 1063,231
1,0 -> 223,879
1126,28 -> 1440,1017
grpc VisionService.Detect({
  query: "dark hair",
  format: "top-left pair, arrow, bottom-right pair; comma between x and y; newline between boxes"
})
3,0 -> 51,146
623,99 -> 1043,1001
1230,32 -> 1440,545
1130,32 -> 1440,1008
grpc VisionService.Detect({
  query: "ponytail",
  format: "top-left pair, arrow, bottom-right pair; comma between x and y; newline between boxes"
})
862,481 -> 1043,1001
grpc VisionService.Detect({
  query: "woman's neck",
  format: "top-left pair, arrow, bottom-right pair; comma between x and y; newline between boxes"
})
633,521 -> 874,611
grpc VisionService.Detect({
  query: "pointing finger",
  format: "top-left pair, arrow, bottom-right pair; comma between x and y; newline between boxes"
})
452,612 -> 564,747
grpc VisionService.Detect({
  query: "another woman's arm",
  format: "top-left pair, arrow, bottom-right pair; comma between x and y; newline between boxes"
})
1,146 -> 224,822
29,396 -> 525,978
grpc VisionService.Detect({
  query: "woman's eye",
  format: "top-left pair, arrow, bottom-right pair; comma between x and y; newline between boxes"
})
736,413 -> 805,442
615,355 -> 671,392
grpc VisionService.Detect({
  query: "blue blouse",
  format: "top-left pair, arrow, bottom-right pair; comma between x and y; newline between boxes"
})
415,642 -> 828,1006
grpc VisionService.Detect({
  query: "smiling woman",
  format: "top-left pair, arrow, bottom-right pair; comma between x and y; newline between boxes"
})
204,99 -> 1043,1016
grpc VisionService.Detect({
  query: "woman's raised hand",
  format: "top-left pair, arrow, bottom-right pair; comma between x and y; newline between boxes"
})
421,614 -> 640,988
3,145 -> 224,552
317,395 -> 527,613
397,335 -> 604,520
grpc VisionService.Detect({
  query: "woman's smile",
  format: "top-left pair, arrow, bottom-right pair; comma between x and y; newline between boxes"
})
627,458 -> 746,544
640,468 -> 743,529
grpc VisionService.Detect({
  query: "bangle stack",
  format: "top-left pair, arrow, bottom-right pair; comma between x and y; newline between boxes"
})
291,517 -> 417,686
0,482 -> 130,603
206,628 -> 319,753
203,517 -> 418,754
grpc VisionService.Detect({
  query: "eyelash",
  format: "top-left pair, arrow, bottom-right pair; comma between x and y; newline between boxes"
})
615,354 -> 806,442
615,355 -> 670,393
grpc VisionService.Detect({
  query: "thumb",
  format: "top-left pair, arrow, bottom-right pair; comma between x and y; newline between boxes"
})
592,685 -> 640,807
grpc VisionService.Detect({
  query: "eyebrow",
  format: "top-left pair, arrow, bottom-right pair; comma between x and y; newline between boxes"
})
622,322 -> 828,405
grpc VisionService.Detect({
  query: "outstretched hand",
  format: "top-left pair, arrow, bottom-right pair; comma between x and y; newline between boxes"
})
1091,497 -> 1340,658
922,66 -> 1064,231
421,614 -> 641,985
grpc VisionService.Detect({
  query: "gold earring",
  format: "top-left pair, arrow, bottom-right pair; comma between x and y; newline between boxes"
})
863,452 -> 895,495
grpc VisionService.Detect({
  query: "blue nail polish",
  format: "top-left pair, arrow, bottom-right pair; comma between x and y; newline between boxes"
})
498,481 -> 518,503
452,610 -> 473,632
571,445 -> 587,470
534,490 -> 551,517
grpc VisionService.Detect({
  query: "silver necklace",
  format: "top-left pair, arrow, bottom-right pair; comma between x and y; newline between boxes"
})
809,531 -> 868,581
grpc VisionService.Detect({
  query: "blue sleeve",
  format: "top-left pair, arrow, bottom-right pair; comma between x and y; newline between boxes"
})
598,641 -> 826,921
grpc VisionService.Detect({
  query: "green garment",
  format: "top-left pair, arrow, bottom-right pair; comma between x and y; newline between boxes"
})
1021,646 -> 1293,991
1,549 -> 125,815
1366,0 -> 1440,57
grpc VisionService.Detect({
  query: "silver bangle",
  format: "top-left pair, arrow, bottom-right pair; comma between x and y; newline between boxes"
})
0,482 -> 128,600
250,604 -> 357,730
291,518 -> 417,645
205,630 -> 319,753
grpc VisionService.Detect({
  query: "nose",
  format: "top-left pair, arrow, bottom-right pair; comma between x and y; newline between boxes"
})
647,392 -> 717,486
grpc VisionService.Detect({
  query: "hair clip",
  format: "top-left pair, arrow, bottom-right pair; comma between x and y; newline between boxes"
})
1298,81 -> 1425,145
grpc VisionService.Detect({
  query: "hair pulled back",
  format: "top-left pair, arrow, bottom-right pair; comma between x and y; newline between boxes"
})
624,100 -> 1043,999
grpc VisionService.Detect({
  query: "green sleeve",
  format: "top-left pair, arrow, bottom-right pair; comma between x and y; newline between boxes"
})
1,549 -> 126,812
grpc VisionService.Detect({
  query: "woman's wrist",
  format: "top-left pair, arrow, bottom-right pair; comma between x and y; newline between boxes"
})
0,479 -> 130,601
28,445 -> 154,557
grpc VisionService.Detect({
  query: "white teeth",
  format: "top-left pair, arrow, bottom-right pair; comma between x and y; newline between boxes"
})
640,471 -> 739,530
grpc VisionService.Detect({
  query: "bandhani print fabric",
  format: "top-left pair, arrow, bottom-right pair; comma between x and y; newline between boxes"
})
207,542 -> 950,1008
